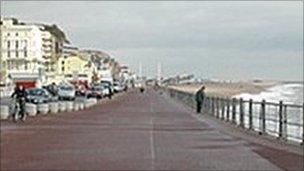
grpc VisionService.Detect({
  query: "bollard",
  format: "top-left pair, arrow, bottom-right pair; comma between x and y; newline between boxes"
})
0,105 -> 10,120
85,99 -> 91,108
85,98 -> 97,108
74,103 -> 79,111
59,102 -> 67,112
91,98 -> 97,105
25,103 -> 37,116
37,103 -> 49,115
49,102 -> 59,114
79,103 -> 84,110
66,101 -> 74,112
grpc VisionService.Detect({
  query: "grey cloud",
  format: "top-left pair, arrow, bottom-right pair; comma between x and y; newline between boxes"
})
2,1 -> 303,80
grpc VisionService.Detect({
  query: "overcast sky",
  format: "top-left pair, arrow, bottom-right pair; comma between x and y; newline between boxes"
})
2,1 -> 303,81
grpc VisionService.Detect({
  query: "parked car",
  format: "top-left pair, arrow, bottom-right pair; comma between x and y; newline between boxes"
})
101,85 -> 111,96
98,81 -> 114,98
113,82 -> 125,93
91,84 -> 111,97
43,84 -> 59,97
25,88 -> 56,104
69,80 -> 90,97
87,86 -> 104,99
75,84 -> 89,97
58,85 -> 76,101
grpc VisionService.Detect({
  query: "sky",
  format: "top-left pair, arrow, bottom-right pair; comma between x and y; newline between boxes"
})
1,1 -> 303,81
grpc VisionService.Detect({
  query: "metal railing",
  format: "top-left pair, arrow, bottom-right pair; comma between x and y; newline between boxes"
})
165,88 -> 304,144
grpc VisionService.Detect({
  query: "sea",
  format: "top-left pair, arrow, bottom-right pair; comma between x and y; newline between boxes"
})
234,83 -> 303,105
233,83 -> 303,143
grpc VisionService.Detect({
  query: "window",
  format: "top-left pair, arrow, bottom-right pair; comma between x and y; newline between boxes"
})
7,41 -> 10,49
16,51 -> 19,58
7,61 -> 11,69
62,61 -> 65,65
24,50 -> 27,57
7,33 -> 10,36
7,51 -> 10,58
15,41 -> 18,49
55,42 -> 59,53
62,67 -> 65,71
15,32 -> 18,36
23,40 -> 28,49
25,63 -> 28,70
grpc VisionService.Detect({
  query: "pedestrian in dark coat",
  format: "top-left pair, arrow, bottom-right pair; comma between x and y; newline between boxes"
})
195,86 -> 205,113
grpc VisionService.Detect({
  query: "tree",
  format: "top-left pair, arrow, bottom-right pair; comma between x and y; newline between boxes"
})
91,71 -> 99,84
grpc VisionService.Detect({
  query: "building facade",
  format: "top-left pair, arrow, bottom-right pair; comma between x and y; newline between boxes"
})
41,24 -> 68,84
0,18 -> 45,88
0,18 -> 68,87
58,53 -> 96,84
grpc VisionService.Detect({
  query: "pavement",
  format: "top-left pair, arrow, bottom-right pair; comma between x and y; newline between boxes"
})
0,88 -> 303,170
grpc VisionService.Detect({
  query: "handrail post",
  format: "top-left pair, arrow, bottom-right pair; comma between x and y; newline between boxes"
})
201,95 -> 205,113
259,100 -> 266,135
204,97 -> 207,113
239,98 -> 244,128
249,99 -> 253,130
211,97 -> 215,116
192,93 -> 196,109
209,97 -> 212,114
221,98 -> 225,120
278,101 -> 283,139
226,98 -> 230,122
232,98 -> 236,124
283,104 -> 287,141
216,97 -> 220,118
302,103 -> 304,145
206,97 -> 210,113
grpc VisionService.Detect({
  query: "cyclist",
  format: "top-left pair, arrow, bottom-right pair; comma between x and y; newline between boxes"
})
11,85 -> 26,122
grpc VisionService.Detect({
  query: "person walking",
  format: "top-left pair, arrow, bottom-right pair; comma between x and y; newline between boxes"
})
195,86 -> 205,113
11,85 -> 26,121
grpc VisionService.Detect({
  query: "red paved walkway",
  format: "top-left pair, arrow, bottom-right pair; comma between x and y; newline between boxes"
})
1,89 -> 303,170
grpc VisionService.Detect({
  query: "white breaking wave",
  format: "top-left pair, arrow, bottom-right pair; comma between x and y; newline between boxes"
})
233,83 -> 303,142
234,83 -> 303,105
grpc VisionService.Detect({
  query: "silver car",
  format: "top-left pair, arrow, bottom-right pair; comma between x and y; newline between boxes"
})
58,85 -> 76,101
25,88 -> 56,104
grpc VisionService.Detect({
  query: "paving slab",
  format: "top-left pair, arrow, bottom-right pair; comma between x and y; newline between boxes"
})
0,89 -> 303,170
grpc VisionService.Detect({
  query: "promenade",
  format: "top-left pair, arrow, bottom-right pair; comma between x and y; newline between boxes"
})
1,89 -> 303,170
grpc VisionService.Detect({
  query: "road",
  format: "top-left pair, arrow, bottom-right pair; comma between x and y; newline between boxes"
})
1,89 -> 303,170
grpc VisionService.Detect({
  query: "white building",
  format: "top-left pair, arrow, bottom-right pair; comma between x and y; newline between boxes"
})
0,18 -> 68,87
0,18 -> 45,87
79,50 -> 114,83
